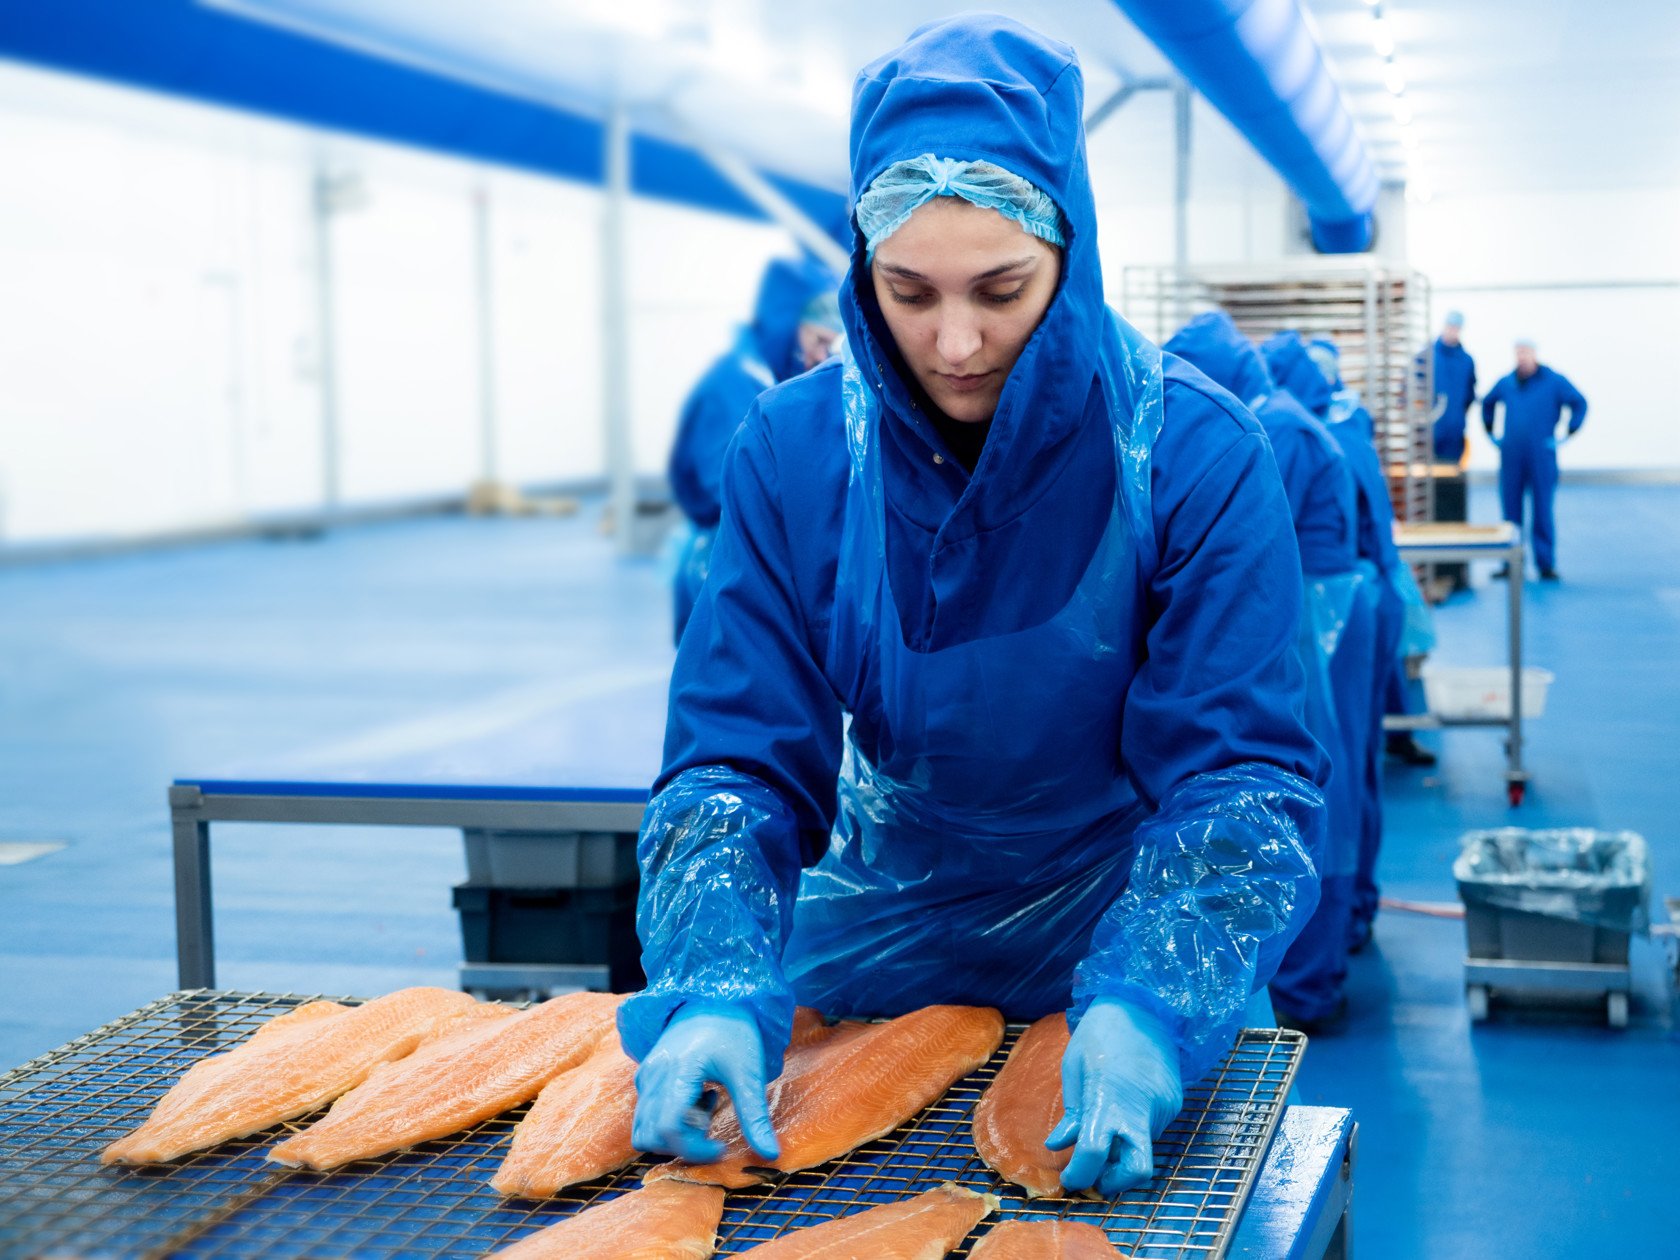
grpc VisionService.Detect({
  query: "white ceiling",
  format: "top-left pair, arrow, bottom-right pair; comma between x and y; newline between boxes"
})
1304,0 -> 1680,200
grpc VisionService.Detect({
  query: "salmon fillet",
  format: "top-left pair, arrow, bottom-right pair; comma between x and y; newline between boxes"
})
268,990 -> 623,1170
969,1220 -> 1129,1258
491,1180 -> 726,1259
733,1183 -> 998,1258
648,1004 -> 1003,1189
492,1007 -> 831,1198
101,988 -> 478,1165
973,1013 -> 1074,1198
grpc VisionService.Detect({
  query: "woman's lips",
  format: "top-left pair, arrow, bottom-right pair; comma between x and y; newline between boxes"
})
935,370 -> 995,395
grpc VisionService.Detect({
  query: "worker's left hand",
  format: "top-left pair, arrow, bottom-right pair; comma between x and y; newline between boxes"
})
1046,997 -> 1183,1198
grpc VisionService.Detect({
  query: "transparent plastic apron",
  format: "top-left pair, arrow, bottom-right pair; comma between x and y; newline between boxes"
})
782,315 -> 1165,1020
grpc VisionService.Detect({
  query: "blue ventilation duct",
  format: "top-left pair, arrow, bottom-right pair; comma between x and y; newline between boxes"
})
0,0 -> 846,229
1112,0 -> 1379,253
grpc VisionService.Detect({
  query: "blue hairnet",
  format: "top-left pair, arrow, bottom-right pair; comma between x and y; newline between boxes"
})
1306,341 -> 1340,387
1444,310 -> 1464,327
854,155 -> 1068,261
1515,336 -> 1537,351
801,290 -> 842,333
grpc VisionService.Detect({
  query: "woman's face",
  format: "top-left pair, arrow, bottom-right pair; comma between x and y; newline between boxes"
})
870,197 -> 1061,424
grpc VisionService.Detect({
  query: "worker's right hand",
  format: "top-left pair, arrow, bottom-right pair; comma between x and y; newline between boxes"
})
631,1002 -> 780,1165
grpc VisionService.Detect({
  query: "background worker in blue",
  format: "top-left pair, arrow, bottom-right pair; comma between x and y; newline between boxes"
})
1432,312 -> 1477,463
1170,317 -> 1365,1027
667,255 -> 840,641
1482,339 -> 1588,581
619,15 -> 1328,1199
1304,336 -> 1420,948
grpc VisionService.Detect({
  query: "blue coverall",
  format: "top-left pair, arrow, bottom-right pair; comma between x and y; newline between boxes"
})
621,16 -> 1328,1086
668,256 -> 836,642
1482,366 -> 1587,575
1173,318 -> 1365,1024
1433,339 -> 1478,463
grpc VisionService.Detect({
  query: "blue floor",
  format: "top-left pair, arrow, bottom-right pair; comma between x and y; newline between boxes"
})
2,485 -> 1676,1256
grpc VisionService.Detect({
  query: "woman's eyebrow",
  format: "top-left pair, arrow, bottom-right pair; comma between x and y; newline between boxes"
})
877,257 -> 1039,283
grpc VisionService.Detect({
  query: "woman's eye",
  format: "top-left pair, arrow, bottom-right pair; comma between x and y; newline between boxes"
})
888,288 -> 932,307
982,286 -> 1026,306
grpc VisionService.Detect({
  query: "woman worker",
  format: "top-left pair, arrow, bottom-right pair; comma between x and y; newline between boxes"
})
619,15 -> 1328,1198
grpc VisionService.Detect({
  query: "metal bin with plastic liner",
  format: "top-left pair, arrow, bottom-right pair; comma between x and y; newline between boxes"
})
1455,828 -> 1651,1027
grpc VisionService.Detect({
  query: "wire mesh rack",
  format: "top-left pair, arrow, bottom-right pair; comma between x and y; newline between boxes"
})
1121,261 -> 1437,526
0,991 -> 1303,1259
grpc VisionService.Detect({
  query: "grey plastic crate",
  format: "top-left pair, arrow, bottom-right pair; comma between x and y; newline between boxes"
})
462,828 -> 637,888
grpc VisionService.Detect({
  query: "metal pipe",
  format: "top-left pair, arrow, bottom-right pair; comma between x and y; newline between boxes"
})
310,159 -> 342,511
602,97 -> 637,557
1172,79 -> 1192,326
472,186 -> 499,485
665,107 -> 849,275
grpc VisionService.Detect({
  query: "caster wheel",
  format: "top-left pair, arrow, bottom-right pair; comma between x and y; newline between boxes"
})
1467,985 -> 1490,1022
1507,781 -> 1526,807
1607,991 -> 1629,1029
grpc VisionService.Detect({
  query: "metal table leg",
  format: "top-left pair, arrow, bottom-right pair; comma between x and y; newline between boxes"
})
169,786 -> 215,989
1507,538 -> 1527,805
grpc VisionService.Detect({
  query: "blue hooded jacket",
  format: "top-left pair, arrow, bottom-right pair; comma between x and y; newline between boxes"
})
1173,317 -> 1356,576
1482,364 -> 1588,457
624,15 -> 1327,1076
668,256 -> 836,528
1308,338 -> 1402,579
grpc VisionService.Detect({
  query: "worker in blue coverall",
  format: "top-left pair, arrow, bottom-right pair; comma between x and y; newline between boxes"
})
668,256 -> 841,642
1302,337 -> 1420,948
619,16 -> 1328,1198
1432,312 -> 1477,464
1169,317 -> 1363,1027
1482,339 -> 1587,581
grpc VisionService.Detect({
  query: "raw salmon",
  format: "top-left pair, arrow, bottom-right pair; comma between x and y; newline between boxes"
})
973,1012 -> 1073,1198
492,1007 -> 831,1198
491,1180 -> 726,1259
268,990 -> 622,1170
732,1183 -> 997,1258
102,988 -> 478,1165
648,1004 -> 1003,1189
969,1220 -> 1129,1258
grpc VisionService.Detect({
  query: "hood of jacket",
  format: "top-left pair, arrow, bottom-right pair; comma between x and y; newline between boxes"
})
838,14 -> 1104,542
1164,312 -> 1273,408
750,255 -> 838,382
1261,331 -> 1333,419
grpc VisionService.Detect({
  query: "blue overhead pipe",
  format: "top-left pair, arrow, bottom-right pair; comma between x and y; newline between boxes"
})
1111,0 -> 1379,253
0,0 -> 847,229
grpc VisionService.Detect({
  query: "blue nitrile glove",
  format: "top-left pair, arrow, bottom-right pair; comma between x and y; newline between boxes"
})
1046,997 -> 1184,1198
630,1002 -> 780,1164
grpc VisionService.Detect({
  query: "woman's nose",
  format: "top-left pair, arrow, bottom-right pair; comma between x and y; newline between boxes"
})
935,306 -> 982,366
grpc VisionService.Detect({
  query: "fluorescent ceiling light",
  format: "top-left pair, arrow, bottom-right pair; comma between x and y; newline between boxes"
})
1372,17 -> 1395,58
1384,64 -> 1407,95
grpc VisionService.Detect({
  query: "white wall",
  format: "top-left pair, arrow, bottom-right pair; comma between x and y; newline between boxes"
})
0,63 -> 786,547
1408,186 -> 1680,473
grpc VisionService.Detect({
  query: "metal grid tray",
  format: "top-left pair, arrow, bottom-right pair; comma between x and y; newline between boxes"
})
0,991 -> 1303,1259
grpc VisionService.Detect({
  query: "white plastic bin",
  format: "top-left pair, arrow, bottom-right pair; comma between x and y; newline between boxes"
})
1421,666 -> 1554,721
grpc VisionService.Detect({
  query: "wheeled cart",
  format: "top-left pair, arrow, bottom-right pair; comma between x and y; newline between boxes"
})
1388,522 -> 1531,804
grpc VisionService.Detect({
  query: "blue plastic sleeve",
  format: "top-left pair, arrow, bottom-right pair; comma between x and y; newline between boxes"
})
1069,763 -> 1325,1084
617,765 -> 804,1079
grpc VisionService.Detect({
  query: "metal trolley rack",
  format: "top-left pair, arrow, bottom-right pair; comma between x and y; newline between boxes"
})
1121,261 -> 1436,527
1385,522 -> 1530,804
0,991 -> 1353,1259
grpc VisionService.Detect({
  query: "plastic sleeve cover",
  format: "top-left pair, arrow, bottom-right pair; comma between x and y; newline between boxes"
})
617,765 -> 804,1079
1069,763 -> 1325,1085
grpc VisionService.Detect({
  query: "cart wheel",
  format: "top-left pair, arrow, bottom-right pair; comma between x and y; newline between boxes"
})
1467,985 -> 1490,1022
1607,991 -> 1629,1029
1507,781 -> 1526,807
